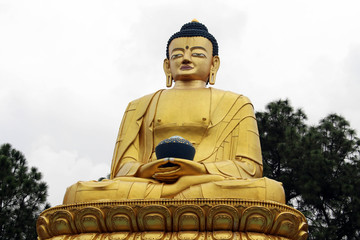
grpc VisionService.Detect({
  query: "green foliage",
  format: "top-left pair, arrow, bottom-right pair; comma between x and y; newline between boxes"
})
256,100 -> 360,240
256,99 -> 308,201
0,143 -> 50,240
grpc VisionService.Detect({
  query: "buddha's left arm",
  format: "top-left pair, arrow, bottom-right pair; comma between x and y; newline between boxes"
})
202,102 -> 263,179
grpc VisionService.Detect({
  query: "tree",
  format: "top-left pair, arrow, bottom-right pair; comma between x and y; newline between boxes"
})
0,143 -> 50,240
299,114 -> 360,239
256,100 -> 360,239
256,99 -> 308,201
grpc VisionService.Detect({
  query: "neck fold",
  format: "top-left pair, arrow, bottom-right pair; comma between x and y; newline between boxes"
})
173,80 -> 207,89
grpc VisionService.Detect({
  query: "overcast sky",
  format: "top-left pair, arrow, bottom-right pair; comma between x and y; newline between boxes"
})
1,0 -> 359,206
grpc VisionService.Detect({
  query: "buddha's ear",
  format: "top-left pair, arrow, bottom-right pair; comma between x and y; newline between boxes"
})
211,56 -> 220,72
209,56 -> 220,85
163,58 -> 171,75
163,59 -> 173,88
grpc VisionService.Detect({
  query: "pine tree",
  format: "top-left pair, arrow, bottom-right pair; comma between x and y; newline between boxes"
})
256,99 -> 308,201
256,101 -> 360,239
299,114 -> 360,239
0,143 -> 50,240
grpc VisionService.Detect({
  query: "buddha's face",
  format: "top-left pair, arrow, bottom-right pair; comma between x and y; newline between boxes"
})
166,37 -> 216,82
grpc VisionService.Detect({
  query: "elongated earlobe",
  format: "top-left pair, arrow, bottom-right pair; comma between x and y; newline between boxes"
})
209,71 -> 216,85
163,59 -> 173,88
209,56 -> 220,85
166,73 -> 173,87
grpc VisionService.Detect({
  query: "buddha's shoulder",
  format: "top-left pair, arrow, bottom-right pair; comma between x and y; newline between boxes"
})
127,90 -> 164,108
210,87 -> 252,104
127,88 -> 252,108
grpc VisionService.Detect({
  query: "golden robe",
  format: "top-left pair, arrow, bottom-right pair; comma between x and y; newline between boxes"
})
63,88 -> 285,204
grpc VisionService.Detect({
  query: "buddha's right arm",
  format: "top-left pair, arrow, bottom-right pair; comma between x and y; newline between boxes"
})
110,101 -> 144,178
111,92 -> 161,179
112,136 -> 162,178
112,142 -> 143,177
110,97 -> 148,178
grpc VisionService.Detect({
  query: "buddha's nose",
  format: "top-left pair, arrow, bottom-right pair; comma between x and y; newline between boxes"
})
183,51 -> 192,63
182,59 -> 191,64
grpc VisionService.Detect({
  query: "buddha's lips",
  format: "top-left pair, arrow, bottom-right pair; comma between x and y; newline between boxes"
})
180,65 -> 193,70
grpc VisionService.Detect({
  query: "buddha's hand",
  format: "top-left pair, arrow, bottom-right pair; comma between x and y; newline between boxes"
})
135,159 -> 172,179
153,158 -> 207,183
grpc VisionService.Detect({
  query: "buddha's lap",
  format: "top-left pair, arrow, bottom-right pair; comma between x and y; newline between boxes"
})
63,176 -> 285,204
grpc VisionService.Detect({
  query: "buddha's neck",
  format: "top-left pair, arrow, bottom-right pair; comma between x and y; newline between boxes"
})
173,80 -> 207,89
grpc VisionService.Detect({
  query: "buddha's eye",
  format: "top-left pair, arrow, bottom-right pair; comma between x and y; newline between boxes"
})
171,54 -> 183,59
192,53 -> 206,58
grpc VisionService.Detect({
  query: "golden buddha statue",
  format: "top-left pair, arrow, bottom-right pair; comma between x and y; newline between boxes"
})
38,20 -> 308,240
63,20 -> 285,204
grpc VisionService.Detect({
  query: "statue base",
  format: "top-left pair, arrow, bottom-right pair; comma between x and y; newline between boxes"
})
37,199 -> 308,240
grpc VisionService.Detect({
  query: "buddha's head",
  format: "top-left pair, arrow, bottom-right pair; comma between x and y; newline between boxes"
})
164,20 -> 220,87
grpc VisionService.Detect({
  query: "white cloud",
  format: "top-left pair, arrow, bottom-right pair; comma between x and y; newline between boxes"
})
28,136 -> 109,206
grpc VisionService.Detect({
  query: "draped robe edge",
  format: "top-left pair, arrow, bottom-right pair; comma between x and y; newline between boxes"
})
110,88 -> 262,179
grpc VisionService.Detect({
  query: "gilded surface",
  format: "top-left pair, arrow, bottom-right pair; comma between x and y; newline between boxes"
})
41,21 -> 308,240
37,199 -> 308,240
62,22 -> 286,204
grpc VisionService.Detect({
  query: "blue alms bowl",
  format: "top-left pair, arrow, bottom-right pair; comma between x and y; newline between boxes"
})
155,136 -> 195,160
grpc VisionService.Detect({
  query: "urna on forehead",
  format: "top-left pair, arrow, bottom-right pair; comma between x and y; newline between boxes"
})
166,19 -> 219,59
